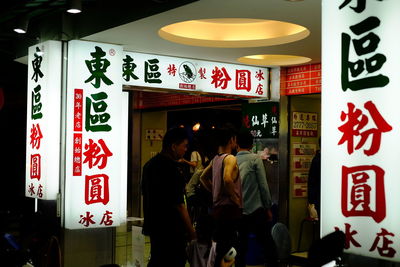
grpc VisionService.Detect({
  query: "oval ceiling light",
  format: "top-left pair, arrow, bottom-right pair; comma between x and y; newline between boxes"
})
159,18 -> 310,48
238,54 -> 311,66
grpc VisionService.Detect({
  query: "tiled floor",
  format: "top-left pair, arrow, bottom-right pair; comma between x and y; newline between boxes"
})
115,222 -> 191,267
115,222 -> 150,267
115,222 -> 277,267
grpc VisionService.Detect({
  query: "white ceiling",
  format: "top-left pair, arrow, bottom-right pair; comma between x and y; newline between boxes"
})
83,0 -> 321,67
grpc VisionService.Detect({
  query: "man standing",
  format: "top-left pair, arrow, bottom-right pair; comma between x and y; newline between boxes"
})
235,131 -> 274,267
142,127 -> 196,267
200,127 -> 243,267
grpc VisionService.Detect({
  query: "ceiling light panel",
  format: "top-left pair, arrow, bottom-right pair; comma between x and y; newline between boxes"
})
159,18 -> 310,48
237,54 -> 311,66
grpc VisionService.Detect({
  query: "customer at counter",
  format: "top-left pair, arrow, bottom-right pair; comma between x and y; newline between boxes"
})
141,127 -> 196,267
235,131 -> 275,267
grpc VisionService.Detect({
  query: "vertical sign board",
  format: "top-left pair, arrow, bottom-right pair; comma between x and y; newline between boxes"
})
122,52 -> 269,98
322,1 -> 400,261
25,41 -> 62,200
65,40 -> 127,229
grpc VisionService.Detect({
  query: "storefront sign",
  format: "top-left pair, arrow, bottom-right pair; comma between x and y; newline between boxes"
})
322,1 -> 400,261
123,52 -> 269,98
241,102 -> 279,139
292,112 -> 318,137
25,41 -> 62,200
65,40 -> 128,229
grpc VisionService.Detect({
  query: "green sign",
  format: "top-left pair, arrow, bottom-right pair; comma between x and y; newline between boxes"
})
241,102 -> 279,138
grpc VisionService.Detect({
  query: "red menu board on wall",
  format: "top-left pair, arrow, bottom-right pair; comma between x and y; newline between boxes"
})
133,91 -> 234,109
280,63 -> 321,95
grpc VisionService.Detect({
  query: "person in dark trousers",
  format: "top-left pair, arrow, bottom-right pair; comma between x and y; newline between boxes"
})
308,137 -> 321,220
141,127 -> 196,267
235,131 -> 276,267
200,127 -> 243,267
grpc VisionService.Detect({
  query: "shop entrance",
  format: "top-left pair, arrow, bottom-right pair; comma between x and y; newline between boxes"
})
116,88 -> 280,266
288,94 -> 321,253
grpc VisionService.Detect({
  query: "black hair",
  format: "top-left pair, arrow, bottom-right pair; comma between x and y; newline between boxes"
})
237,130 -> 254,149
215,126 -> 237,147
162,127 -> 188,151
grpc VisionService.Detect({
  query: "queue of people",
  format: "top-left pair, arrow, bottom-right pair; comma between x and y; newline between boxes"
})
141,126 -> 276,267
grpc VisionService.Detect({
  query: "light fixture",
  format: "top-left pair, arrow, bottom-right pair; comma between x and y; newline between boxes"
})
159,18 -> 310,48
67,0 -> 82,14
14,15 -> 29,34
237,54 -> 311,66
192,123 -> 201,132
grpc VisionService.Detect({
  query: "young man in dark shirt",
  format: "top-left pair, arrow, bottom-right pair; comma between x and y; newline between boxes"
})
142,127 -> 196,267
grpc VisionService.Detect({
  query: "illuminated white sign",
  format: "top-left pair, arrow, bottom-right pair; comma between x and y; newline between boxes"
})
122,52 -> 269,98
322,0 -> 400,261
65,40 -> 128,229
25,41 -> 62,200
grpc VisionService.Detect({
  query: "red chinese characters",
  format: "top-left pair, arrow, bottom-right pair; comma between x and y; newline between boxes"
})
370,228 -> 396,258
79,210 -> 114,227
242,115 -> 250,129
30,154 -> 41,180
167,64 -> 177,76
335,223 -> 361,249
235,70 -> 251,92
85,174 -> 110,205
73,89 -> 84,176
30,123 -> 43,149
335,224 -> 397,258
255,84 -> 264,95
73,133 -> 83,176
74,89 -> 83,131
100,210 -> 114,226
211,67 -> 231,89
338,101 -> 392,156
79,211 -> 96,227
198,68 -> 206,79
342,165 -> 386,223
83,138 -> 113,169
255,70 -> 264,81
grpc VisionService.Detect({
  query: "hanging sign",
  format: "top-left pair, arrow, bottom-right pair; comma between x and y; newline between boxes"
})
322,0 -> 400,261
65,40 -> 128,229
25,41 -> 62,200
241,102 -> 279,138
122,52 -> 269,98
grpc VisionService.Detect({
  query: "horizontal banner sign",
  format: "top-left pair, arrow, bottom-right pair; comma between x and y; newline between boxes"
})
123,52 -> 269,98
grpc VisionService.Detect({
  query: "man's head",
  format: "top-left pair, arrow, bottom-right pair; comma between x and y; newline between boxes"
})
162,127 -> 188,160
237,131 -> 254,150
215,126 -> 237,150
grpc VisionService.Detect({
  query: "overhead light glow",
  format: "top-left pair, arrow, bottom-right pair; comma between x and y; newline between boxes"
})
14,15 -> 29,34
67,0 -> 82,14
67,8 -> 81,14
192,123 -> 201,132
238,54 -> 311,66
14,28 -> 26,34
159,18 -> 310,48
